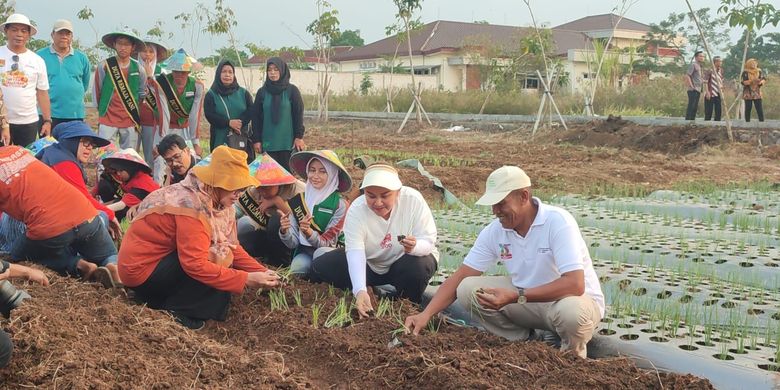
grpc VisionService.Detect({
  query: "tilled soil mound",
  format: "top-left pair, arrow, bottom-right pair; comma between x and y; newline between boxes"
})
553,116 -> 729,155
1,269 -> 713,389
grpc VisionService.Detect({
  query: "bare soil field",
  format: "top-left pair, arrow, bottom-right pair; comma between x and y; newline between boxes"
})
5,115 -> 774,388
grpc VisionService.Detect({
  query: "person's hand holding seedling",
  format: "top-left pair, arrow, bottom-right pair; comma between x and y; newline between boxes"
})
397,234 -> 416,253
355,290 -> 373,318
247,269 -> 281,289
108,218 -> 123,240
475,287 -> 519,310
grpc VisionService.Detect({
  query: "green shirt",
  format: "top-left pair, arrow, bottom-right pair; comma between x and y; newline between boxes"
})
261,90 -> 293,152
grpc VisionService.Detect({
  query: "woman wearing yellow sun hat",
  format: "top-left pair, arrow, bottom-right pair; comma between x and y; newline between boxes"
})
118,145 -> 280,329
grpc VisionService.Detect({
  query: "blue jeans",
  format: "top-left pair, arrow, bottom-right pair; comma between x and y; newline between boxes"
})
10,216 -> 117,276
290,246 -> 316,276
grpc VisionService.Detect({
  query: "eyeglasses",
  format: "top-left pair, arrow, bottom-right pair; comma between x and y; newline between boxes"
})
11,55 -> 18,72
163,152 -> 184,165
79,138 -> 98,149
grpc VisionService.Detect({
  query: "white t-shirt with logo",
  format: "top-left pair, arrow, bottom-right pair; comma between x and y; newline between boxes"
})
0,45 -> 49,124
344,186 -> 439,294
463,197 -> 605,316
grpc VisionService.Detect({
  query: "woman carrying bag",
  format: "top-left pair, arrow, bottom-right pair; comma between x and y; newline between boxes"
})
204,60 -> 254,160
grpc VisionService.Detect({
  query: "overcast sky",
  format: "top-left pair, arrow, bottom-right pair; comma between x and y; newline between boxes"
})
15,0 -> 738,57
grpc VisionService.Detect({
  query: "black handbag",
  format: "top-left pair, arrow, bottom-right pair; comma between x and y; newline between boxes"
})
217,94 -> 255,162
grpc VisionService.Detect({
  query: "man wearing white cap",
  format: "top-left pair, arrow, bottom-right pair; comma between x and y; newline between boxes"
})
405,166 -> 604,358
37,19 -> 91,128
0,13 -> 51,148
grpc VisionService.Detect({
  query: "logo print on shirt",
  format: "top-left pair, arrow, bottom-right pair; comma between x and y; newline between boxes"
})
380,233 -> 392,249
499,243 -> 512,260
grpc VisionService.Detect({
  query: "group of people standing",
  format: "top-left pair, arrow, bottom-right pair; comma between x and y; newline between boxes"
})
0,12 -> 606,370
685,51 -> 767,122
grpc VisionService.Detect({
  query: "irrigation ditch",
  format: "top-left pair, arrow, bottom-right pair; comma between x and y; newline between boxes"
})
426,188 -> 780,389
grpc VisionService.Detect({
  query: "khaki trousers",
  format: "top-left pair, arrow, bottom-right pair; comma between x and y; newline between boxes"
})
456,276 -> 601,358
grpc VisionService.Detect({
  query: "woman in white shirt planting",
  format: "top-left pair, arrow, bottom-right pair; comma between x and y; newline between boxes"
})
312,164 -> 438,317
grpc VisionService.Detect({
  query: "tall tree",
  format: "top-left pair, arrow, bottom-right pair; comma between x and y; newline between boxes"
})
332,29 -> 364,47
307,0 -> 341,122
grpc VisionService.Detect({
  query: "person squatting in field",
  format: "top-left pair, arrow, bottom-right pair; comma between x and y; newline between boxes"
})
118,146 -> 281,330
405,166 -> 605,358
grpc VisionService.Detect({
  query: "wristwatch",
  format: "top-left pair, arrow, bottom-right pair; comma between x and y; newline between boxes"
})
42,118 -> 52,125
516,287 -> 527,304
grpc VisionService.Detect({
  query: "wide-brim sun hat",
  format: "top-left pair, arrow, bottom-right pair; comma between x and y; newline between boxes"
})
192,145 -> 260,191
290,150 -> 353,193
360,164 -> 402,191
52,121 -> 111,148
138,40 -> 170,61
101,30 -> 144,48
162,48 -> 203,72
475,166 -> 532,206
251,153 -> 297,187
0,14 -> 37,35
101,148 -> 152,174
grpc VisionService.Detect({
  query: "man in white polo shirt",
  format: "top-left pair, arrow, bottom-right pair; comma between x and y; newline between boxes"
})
405,166 -> 604,358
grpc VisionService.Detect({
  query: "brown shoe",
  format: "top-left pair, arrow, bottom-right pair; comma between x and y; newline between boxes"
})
76,260 -> 98,281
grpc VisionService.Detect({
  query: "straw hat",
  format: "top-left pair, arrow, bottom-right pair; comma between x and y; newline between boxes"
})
139,40 -> 170,61
101,148 -> 152,174
101,30 -> 144,48
289,150 -> 353,192
0,14 -> 37,35
162,48 -> 202,72
192,146 -> 260,191
250,153 -> 297,186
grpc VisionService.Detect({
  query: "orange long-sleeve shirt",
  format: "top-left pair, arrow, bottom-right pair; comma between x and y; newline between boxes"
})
118,213 -> 266,293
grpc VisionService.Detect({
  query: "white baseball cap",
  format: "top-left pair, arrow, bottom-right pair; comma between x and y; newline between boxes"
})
0,13 -> 37,36
360,164 -> 402,191
475,166 -> 532,206
52,19 -> 73,33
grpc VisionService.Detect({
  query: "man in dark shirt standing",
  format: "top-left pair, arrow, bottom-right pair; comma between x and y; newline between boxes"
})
704,56 -> 724,121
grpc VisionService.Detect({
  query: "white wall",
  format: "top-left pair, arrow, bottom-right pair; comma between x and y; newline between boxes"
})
202,67 -> 439,96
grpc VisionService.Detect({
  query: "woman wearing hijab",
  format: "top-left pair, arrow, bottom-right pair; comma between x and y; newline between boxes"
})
118,146 -> 281,329
38,122 -> 123,240
204,60 -> 253,155
250,57 -> 305,171
742,59 -> 767,122
279,150 -> 351,277
137,40 -> 169,167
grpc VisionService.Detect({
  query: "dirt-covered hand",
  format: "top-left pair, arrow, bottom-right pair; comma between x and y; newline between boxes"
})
475,287 -> 518,310
247,270 -> 281,289
400,235 -> 416,253
404,312 -> 431,336
355,290 -> 373,318
26,268 -> 49,286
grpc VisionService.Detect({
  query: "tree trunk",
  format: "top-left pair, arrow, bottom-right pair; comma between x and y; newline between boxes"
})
403,16 -> 421,124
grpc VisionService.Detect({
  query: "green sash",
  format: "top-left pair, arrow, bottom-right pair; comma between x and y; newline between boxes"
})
157,73 -> 195,127
98,57 -> 141,131
312,191 -> 340,234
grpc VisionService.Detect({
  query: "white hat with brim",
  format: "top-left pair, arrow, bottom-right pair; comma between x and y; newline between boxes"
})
52,19 -> 73,33
360,164 -> 402,191
1,14 -> 38,35
475,166 -> 532,206
101,31 -> 144,48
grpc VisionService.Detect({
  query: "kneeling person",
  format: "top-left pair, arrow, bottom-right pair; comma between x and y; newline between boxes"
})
405,166 -> 604,358
100,148 -> 159,221
313,164 -> 438,315
118,146 -> 280,329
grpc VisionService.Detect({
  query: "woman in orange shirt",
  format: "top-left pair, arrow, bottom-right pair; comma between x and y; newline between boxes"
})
118,146 -> 280,329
